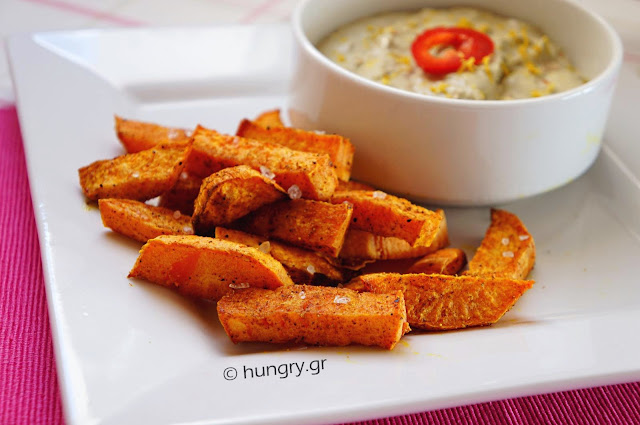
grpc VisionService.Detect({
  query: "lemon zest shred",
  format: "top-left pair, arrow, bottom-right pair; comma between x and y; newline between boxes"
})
430,82 -> 449,94
532,42 -> 542,55
518,44 -> 528,60
457,17 -> 473,28
531,81 -> 556,98
458,57 -> 476,73
526,62 -> 541,75
546,81 -> 556,93
391,53 -> 411,66
482,55 -> 494,82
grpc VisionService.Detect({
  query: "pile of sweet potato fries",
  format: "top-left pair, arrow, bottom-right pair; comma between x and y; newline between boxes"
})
78,110 -> 535,350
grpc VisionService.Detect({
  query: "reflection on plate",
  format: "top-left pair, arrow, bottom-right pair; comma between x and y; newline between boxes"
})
7,24 -> 640,425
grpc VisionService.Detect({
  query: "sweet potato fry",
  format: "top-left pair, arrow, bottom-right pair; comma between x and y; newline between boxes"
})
187,126 -> 337,201
235,199 -> 352,257
465,209 -> 536,280
192,166 -> 286,235
236,119 -> 355,181
339,209 -> 449,260
336,179 -> 375,192
98,198 -> 193,243
254,109 -> 284,128
217,285 -> 409,349
347,273 -> 533,330
129,235 -> 293,301
331,191 -> 442,247
115,116 -> 190,153
78,143 -> 191,201
158,172 -> 202,215
407,248 -> 467,275
215,228 -> 344,284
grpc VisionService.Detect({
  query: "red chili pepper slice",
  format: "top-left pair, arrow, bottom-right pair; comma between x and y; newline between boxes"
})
411,27 -> 494,75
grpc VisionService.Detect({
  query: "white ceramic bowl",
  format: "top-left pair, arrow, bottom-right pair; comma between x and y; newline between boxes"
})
288,0 -> 623,205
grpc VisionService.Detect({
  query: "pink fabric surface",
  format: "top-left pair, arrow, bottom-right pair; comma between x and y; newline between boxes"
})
1,106 -> 65,424
1,104 -> 639,424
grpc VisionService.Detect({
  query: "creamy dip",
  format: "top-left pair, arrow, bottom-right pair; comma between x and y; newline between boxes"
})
317,7 -> 585,100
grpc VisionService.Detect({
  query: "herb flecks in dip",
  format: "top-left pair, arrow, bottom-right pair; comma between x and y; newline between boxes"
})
317,7 -> 585,100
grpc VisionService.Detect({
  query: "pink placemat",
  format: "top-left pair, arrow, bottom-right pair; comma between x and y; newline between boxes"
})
1,104 -> 639,424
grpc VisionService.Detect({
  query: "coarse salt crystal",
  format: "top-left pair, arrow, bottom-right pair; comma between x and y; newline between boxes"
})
519,235 -> 530,241
258,241 -> 271,254
313,130 -> 326,135
131,172 -> 140,178
180,171 -> 189,180
288,184 -> 302,200
183,226 -> 193,234
260,165 -> 275,180
184,129 -> 193,137
231,136 -> 241,146
334,295 -> 350,304
306,264 -> 316,275
372,190 -> 387,199
299,291 -> 306,300
167,129 -> 180,140
501,237 -> 510,246
173,210 -> 181,219
502,251 -> 515,258
229,282 -> 250,289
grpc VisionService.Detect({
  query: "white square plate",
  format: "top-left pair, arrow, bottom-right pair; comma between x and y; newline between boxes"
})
7,24 -> 640,425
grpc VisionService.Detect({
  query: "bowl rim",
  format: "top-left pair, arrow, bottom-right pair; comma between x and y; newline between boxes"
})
291,0 -> 623,108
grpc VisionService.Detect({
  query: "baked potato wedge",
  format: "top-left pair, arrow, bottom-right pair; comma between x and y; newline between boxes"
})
331,190 -> 442,247
215,227 -> 344,284
339,209 -> 449,260
236,119 -> 355,181
187,126 -> 337,201
217,285 -> 409,349
78,143 -> 191,201
115,116 -> 190,153
407,248 -> 467,275
99,198 -> 193,243
254,109 -> 284,128
158,172 -> 202,216
192,165 -> 286,235
236,199 -> 353,257
129,235 -> 293,301
465,209 -> 536,280
347,273 -> 533,330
